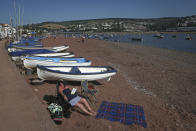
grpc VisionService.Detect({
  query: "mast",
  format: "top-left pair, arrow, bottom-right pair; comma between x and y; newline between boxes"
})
18,5 -> 20,40
14,0 -> 18,41
21,6 -> 24,39
8,13 -> 11,43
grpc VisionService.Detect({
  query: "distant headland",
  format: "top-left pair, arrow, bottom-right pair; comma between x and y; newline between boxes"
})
23,15 -> 196,33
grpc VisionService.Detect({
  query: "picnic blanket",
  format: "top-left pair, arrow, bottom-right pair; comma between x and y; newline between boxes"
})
96,101 -> 147,128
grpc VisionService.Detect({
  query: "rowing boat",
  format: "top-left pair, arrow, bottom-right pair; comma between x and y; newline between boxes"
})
24,56 -> 92,69
37,65 -> 117,81
11,52 -> 75,61
8,45 -> 69,53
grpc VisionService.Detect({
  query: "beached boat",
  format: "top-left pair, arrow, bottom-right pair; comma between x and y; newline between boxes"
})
9,40 -> 42,45
8,43 -> 43,48
32,52 -> 75,57
10,49 -> 55,56
8,40 -> 43,48
37,65 -> 117,81
8,45 -> 69,53
23,56 -> 91,69
11,52 -> 75,61
8,44 -> 43,52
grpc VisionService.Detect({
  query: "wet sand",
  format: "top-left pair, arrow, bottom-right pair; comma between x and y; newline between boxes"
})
22,36 -> 196,130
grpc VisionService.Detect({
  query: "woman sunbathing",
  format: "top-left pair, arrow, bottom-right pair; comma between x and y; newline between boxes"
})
58,81 -> 96,116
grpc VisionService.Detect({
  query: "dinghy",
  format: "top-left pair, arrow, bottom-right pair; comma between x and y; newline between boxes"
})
8,41 -> 43,49
7,43 -> 43,52
10,49 -> 55,61
37,65 -> 117,81
11,52 -> 75,61
185,34 -> 192,40
153,34 -> 164,39
24,56 -> 91,69
8,45 -> 69,53
8,40 -> 43,46
32,52 -> 75,57
131,37 -> 143,41
10,49 -> 55,57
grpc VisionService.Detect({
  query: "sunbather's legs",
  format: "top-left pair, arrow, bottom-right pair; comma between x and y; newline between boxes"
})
75,102 -> 96,116
79,98 -> 95,113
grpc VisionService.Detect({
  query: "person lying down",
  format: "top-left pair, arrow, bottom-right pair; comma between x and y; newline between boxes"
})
58,80 -> 96,116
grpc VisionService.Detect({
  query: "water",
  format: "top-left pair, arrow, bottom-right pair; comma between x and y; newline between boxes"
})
110,33 -> 196,54
64,33 -> 196,54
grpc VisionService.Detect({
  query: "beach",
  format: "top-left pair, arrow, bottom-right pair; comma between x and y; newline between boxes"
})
0,40 -> 59,131
4,36 -> 196,131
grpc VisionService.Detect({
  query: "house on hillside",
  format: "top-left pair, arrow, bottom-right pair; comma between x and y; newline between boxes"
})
102,23 -> 112,30
85,24 -> 98,31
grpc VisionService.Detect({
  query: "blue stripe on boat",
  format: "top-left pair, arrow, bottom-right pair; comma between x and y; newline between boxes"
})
37,65 -> 117,75
26,57 -> 87,63
10,49 -> 54,56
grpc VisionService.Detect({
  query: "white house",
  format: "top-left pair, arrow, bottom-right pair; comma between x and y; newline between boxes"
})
102,23 -> 112,30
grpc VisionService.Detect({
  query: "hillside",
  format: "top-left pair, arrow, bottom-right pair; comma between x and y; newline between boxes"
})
25,15 -> 196,32
39,24 -> 66,30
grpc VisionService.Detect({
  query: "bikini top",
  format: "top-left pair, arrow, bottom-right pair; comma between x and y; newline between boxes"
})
63,88 -> 78,101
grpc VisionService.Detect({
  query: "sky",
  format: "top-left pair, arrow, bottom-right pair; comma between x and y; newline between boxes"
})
0,0 -> 196,25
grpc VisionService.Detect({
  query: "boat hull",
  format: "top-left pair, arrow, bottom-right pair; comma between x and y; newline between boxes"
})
10,49 -> 55,56
32,52 -> 74,57
8,45 -> 69,53
37,66 -> 117,81
11,53 -> 75,61
24,57 -> 91,69
131,38 -> 143,41
11,45 -> 69,52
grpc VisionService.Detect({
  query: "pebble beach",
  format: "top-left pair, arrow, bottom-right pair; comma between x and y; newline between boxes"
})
24,36 -> 196,131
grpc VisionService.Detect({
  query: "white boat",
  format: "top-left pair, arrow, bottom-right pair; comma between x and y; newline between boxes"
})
32,52 -> 75,57
37,65 -> 117,81
49,45 -> 69,52
11,52 -> 75,61
185,34 -> 192,40
8,45 -> 69,53
153,34 -> 164,38
23,56 -> 91,69
8,48 -> 21,52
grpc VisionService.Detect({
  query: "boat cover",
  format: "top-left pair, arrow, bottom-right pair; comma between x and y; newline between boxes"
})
10,49 -> 55,56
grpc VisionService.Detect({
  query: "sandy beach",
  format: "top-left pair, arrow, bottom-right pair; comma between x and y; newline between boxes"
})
7,36 -> 196,131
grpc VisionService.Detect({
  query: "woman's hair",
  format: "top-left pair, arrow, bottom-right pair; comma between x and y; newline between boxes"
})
58,80 -> 68,86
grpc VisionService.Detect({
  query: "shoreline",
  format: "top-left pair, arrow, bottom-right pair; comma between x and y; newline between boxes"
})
63,32 -> 196,54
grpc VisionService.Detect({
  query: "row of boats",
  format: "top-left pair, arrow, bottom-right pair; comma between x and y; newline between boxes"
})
8,37 -> 117,82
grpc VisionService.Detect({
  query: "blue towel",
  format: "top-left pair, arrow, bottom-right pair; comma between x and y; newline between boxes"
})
96,101 -> 147,128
